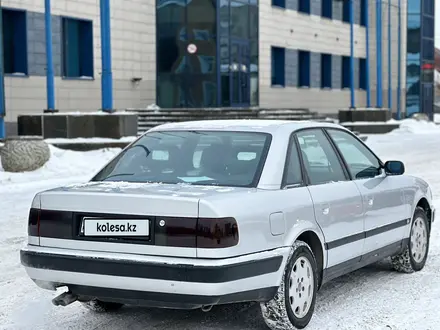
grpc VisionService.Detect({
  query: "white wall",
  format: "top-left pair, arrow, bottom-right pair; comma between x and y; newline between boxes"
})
259,0 -> 407,115
3,0 -> 155,124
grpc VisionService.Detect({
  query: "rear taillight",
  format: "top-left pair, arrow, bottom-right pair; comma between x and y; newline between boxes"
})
196,217 -> 239,248
28,208 -> 40,236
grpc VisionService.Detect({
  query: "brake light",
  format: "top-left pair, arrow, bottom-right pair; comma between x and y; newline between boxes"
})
196,217 -> 239,248
28,208 -> 40,236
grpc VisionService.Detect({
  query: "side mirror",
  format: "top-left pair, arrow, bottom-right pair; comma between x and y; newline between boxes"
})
384,160 -> 405,176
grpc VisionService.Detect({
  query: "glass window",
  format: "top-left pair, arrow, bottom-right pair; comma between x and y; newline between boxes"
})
423,0 -> 434,16
360,0 -> 366,26
272,0 -> 286,8
359,58 -> 367,90
92,131 -> 272,188
321,54 -> 332,89
322,0 -> 332,19
422,38 -> 434,60
283,137 -> 303,188
296,129 -> 347,185
422,16 -> 434,38
298,0 -> 311,14
342,56 -> 350,88
298,51 -> 310,87
2,9 -> 28,75
271,47 -> 285,86
342,0 -> 350,23
62,18 -> 94,78
408,0 -> 421,14
327,129 -> 382,179
230,1 -> 249,39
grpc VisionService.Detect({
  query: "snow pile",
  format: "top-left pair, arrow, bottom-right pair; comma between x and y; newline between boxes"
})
44,136 -> 137,145
0,145 -> 121,187
387,118 -> 440,135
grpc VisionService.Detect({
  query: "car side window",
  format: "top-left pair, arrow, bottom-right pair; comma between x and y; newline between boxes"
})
296,129 -> 347,185
283,137 -> 303,188
326,129 -> 382,179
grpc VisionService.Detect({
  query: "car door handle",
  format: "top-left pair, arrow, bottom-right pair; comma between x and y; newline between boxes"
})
322,206 -> 330,215
368,197 -> 374,206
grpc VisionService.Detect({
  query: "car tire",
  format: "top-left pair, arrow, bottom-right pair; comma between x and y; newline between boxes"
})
391,207 -> 430,273
82,299 -> 124,312
260,241 -> 318,330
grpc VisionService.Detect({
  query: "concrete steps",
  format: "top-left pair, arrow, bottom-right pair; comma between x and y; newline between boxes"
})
126,108 -> 329,135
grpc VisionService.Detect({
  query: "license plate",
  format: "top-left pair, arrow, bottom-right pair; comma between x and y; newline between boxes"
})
83,218 -> 150,236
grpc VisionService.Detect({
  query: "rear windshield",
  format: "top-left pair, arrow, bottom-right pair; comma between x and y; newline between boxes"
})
91,130 -> 272,187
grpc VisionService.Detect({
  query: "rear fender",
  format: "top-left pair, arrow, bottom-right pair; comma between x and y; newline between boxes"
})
283,220 -> 327,269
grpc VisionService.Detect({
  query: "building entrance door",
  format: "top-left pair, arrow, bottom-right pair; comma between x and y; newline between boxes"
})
230,39 -> 250,107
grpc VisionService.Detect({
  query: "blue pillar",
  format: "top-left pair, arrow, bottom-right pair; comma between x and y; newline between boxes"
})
44,0 -> 56,112
396,0 -> 402,119
0,5 -> 5,139
387,0 -> 392,111
349,0 -> 355,109
100,0 -> 114,112
365,0 -> 371,107
376,0 -> 383,107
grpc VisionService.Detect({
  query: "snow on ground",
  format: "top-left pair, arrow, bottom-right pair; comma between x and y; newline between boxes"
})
1,121 -> 440,330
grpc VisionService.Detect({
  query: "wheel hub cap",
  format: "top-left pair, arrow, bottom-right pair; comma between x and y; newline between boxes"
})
410,217 -> 428,263
288,256 -> 314,319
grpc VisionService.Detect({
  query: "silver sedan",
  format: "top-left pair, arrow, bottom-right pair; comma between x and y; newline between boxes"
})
20,120 -> 435,329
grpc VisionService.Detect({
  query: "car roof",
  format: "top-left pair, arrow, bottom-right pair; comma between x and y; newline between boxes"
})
148,119 -> 344,134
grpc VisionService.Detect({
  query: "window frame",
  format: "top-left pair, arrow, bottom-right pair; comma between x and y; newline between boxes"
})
292,127 -> 351,186
2,7 -> 29,77
281,134 -> 306,189
323,127 -> 385,181
61,16 -> 94,80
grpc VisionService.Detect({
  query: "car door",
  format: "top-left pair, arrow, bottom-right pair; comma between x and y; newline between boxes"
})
295,129 -> 364,269
325,128 -> 409,256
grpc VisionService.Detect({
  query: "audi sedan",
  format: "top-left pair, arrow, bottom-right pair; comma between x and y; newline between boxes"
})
20,120 -> 434,329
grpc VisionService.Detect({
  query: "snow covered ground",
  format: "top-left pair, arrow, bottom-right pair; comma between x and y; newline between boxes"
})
1,120 -> 440,330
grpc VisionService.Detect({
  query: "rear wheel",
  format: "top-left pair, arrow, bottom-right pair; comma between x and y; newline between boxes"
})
391,207 -> 430,273
82,299 -> 124,312
261,241 -> 318,330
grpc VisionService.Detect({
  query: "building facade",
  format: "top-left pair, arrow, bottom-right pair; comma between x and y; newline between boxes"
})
0,0 -> 435,136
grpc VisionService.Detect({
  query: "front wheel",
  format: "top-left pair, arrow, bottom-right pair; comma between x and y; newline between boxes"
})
391,207 -> 430,273
261,241 -> 318,330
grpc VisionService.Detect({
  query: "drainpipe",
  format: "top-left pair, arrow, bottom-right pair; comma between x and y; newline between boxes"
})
349,0 -> 355,109
376,0 -> 383,108
0,4 -> 5,139
44,0 -> 57,113
396,0 -> 401,119
387,0 -> 392,111
100,0 -> 114,112
365,0 -> 371,107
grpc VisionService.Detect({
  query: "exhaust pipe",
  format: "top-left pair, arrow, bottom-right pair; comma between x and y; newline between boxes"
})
201,305 -> 213,312
52,291 -> 78,307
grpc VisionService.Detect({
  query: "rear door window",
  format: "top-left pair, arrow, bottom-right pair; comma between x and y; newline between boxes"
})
296,129 -> 347,185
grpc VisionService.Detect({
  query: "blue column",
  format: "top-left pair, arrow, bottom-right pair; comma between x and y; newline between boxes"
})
387,0 -> 392,110
376,0 -> 383,107
396,0 -> 401,119
0,5 -> 5,139
365,0 -> 371,107
349,0 -> 355,109
44,0 -> 56,112
100,0 -> 114,112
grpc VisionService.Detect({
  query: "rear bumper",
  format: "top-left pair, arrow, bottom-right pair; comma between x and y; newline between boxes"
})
20,245 -> 290,309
